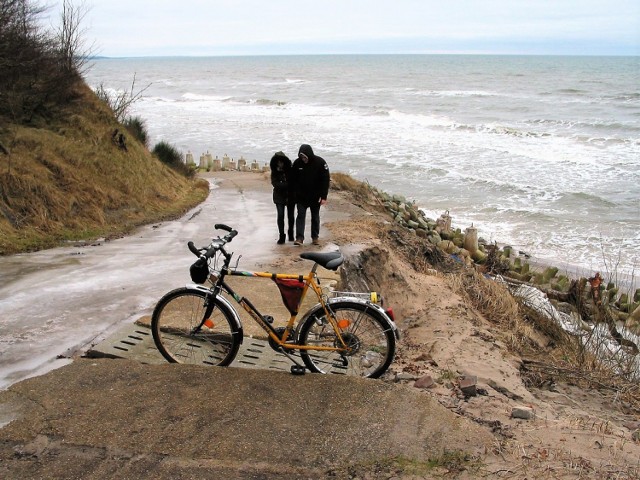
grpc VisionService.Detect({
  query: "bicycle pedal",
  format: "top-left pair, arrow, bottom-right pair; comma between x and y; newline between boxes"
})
290,365 -> 306,375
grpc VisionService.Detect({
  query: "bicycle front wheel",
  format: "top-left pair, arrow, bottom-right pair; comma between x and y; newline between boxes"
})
151,287 -> 241,366
297,301 -> 396,378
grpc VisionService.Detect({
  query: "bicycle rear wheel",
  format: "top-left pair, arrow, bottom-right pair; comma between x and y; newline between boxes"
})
297,301 -> 396,378
151,287 -> 241,366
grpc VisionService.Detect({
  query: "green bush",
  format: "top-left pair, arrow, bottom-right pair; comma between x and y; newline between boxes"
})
124,116 -> 148,148
152,141 -> 194,178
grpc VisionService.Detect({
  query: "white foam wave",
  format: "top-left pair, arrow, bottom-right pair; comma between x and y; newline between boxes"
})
182,92 -> 232,102
412,89 -> 498,98
386,109 -> 455,128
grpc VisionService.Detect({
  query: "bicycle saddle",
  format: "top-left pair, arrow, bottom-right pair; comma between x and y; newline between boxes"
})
300,251 -> 344,270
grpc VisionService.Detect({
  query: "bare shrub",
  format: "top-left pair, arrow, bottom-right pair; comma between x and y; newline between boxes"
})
55,0 -> 94,76
94,74 -> 150,123
0,0 -> 92,124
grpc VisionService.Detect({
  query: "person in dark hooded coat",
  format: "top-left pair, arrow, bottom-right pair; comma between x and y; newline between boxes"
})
291,144 -> 330,245
270,151 -> 295,244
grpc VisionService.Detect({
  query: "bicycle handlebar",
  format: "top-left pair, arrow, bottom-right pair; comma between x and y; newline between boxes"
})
214,223 -> 233,233
187,241 -> 200,257
188,225 -> 238,265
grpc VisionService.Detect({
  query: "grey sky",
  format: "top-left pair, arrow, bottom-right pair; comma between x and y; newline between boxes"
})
46,0 -> 639,56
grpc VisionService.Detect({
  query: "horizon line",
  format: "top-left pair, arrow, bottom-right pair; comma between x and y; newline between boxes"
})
91,52 -> 640,60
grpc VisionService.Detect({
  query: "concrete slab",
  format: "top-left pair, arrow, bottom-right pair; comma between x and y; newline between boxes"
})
86,321 -> 353,375
86,322 -> 295,373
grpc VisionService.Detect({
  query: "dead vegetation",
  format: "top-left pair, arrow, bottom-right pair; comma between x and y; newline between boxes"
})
0,84 -> 209,254
332,173 -> 640,419
0,1 -> 208,255
327,174 -> 640,478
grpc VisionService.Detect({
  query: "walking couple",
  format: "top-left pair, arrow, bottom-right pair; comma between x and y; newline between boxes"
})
270,144 -> 330,246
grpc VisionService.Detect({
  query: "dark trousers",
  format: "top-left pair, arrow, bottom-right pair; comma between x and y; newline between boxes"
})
276,201 -> 295,236
295,202 -> 320,241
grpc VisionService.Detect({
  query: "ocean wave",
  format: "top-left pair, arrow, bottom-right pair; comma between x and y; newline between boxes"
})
463,177 -> 540,198
386,109 -> 455,128
411,89 -> 497,98
531,118 -> 640,134
182,92 -> 231,102
366,107 -> 391,117
555,88 -> 587,96
252,98 -> 287,106
573,135 -> 633,147
476,124 -> 551,138
602,92 -> 640,102
558,191 -> 617,208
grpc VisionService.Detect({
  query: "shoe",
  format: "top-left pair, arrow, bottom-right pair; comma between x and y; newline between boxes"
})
294,238 -> 303,246
277,234 -> 286,245
287,230 -> 294,242
312,238 -> 320,245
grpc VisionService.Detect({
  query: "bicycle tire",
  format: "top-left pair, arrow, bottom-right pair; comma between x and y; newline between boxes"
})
151,287 -> 241,366
297,300 -> 396,378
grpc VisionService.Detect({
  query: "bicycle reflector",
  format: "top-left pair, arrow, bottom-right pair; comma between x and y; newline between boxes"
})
337,319 -> 351,329
203,319 -> 214,328
385,307 -> 395,322
190,261 -> 209,284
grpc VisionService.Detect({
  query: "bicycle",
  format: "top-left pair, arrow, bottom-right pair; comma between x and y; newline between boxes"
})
151,224 -> 399,378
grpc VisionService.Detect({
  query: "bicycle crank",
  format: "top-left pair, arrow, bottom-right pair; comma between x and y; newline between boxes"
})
268,327 -> 298,352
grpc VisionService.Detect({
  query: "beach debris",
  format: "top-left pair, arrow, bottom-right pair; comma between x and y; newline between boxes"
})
414,375 -> 435,389
459,375 -> 478,397
511,406 -> 535,420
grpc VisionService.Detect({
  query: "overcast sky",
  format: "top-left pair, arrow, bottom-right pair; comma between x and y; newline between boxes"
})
45,0 -> 640,57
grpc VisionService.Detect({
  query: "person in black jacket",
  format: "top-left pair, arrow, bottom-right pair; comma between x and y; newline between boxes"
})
270,151 -> 295,244
291,144 -> 330,246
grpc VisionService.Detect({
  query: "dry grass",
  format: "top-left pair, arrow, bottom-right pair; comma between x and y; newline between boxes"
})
330,172 -> 389,214
445,269 -> 640,414
447,270 -> 542,352
330,171 -> 373,198
0,82 -> 208,254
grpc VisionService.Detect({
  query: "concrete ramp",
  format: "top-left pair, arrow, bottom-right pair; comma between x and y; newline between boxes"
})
0,359 -> 493,479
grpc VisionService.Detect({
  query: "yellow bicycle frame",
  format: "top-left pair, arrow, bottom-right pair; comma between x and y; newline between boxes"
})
225,268 -> 350,352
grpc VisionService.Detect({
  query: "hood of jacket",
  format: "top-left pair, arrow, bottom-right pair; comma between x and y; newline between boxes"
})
270,151 -> 291,170
298,144 -> 315,159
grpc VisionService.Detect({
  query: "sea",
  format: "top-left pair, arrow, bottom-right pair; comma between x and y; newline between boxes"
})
84,55 -> 640,288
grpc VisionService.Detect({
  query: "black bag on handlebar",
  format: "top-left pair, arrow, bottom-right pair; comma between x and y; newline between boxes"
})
190,261 -> 209,284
